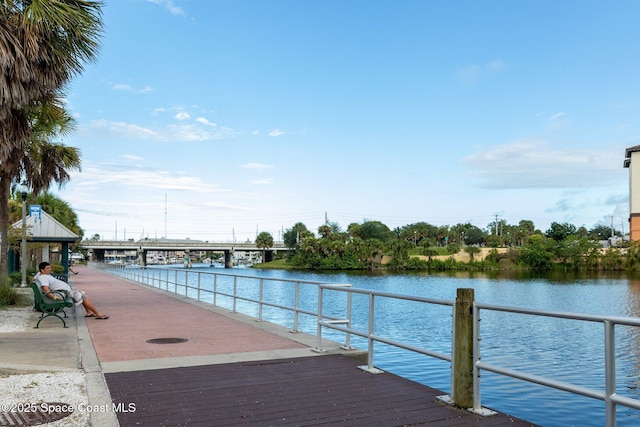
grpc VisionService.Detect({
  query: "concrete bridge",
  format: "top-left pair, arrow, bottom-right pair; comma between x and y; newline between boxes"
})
81,240 -> 289,268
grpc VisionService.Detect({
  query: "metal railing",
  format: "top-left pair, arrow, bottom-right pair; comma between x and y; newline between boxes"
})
103,264 -> 346,333
101,263 -> 640,426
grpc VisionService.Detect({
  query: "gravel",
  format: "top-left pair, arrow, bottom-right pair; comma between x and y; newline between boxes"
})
0,307 -> 92,427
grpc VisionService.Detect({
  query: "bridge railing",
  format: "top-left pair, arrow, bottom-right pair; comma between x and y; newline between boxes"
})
99,263 -> 640,426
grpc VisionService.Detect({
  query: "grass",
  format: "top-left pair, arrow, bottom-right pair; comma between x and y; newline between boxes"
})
251,259 -> 293,269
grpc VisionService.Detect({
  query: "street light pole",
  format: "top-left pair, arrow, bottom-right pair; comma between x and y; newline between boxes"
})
20,191 -> 27,287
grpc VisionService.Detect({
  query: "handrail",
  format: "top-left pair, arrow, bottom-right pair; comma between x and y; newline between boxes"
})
99,263 -> 640,426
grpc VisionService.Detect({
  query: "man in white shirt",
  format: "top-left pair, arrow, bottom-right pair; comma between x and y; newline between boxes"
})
35,262 -> 109,319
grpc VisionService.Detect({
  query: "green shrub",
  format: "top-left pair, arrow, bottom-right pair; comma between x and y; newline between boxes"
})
0,284 -> 25,307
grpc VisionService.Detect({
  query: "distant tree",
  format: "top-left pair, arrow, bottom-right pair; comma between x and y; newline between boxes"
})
283,222 -> 310,249
515,220 -> 536,245
446,243 -> 460,259
255,231 -> 274,263
464,246 -> 481,262
546,222 -> 577,241
518,235 -> 553,270
318,224 -> 332,238
589,224 -> 613,240
358,221 -> 393,242
464,226 -> 486,246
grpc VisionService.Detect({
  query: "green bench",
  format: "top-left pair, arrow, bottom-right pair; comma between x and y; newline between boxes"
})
30,282 -> 74,328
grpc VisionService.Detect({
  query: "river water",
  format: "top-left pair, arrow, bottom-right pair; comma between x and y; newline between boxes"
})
118,265 -> 640,426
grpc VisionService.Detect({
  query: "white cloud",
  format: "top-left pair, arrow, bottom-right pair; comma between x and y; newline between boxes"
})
112,84 -> 133,91
121,154 -> 145,162
111,83 -> 153,94
174,112 -> 191,121
463,140 -> 624,189
75,165 -> 217,192
147,0 -> 184,15
90,119 -> 163,140
196,117 -> 217,126
269,129 -> 285,137
87,119 -> 237,142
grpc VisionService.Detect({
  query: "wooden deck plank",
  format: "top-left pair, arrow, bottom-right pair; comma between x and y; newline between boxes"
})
106,355 -> 537,427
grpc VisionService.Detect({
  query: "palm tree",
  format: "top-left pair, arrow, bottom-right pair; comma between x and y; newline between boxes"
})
255,232 -> 274,263
35,192 -> 82,237
0,96 -> 81,278
0,1 -> 102,280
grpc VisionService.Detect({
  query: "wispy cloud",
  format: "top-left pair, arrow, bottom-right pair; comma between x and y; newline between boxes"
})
110,82 -> 154,94
174,112 -> 191,121
87,119 -> 238,142
147,0 -> 184,15
196,117 -> 217,127
269,129 -> 285,137
121,154 -> 145,162
456,60 -> 506,85
75,164 -> 217,192
463,140 -> 624,189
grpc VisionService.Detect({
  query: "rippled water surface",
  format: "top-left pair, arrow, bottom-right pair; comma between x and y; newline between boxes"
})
114,265 -> 640,427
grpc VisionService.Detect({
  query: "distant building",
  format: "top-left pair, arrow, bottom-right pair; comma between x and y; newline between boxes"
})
624,145 -> 640,241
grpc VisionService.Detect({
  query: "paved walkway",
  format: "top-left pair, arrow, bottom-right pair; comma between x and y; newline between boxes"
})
1,265 -> 537,426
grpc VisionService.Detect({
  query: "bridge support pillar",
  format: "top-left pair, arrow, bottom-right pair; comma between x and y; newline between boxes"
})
224,250 -> 234,268
138,248 -> 146,267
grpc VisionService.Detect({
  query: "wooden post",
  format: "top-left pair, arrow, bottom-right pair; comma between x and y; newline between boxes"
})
453,288 -> 474,408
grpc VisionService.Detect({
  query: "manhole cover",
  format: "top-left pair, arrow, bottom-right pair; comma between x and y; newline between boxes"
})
146,337 -> 188,344
0,402 -> 72,426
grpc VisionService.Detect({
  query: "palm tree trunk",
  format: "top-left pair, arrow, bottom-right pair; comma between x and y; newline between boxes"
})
0,176 -> 11,282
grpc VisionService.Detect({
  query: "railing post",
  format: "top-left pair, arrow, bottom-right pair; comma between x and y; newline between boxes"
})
313,286 -> 325,352
453,288 -> 474,409
232,276 -> 238,313
292,281 -> 300,333
258,278 -> 264,321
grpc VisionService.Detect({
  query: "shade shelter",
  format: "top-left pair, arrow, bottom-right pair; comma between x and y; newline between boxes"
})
12,209 -> 79,276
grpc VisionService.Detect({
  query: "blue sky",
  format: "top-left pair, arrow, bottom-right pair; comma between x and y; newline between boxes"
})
56,0 -> 639,242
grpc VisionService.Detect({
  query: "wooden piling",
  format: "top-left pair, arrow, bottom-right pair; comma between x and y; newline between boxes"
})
453,288 -> 474,408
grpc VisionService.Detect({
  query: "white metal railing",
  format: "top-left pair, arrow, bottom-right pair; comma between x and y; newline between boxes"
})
102,263 -> 344,333
473,302 -> 640,427
100,263 -> 640,426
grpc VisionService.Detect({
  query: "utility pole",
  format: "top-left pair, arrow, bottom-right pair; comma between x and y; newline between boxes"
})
610,215 -> 615,237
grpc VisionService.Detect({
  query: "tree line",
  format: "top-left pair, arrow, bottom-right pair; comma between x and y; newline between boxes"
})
257,219 -> 634,272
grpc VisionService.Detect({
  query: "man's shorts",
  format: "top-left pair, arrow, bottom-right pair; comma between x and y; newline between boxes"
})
71,290 -> 86,307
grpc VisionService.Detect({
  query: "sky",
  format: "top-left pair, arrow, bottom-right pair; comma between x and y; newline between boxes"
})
53,0 -> 640,243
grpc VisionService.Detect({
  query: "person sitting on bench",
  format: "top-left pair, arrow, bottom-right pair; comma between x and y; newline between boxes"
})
34,262 -> 109,320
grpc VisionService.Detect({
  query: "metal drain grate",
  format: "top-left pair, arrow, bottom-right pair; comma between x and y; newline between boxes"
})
146,337 -> 188,344
0,402 -> 72,426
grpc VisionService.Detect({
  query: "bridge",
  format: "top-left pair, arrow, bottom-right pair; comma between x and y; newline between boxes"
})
81,240 -> 289,268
